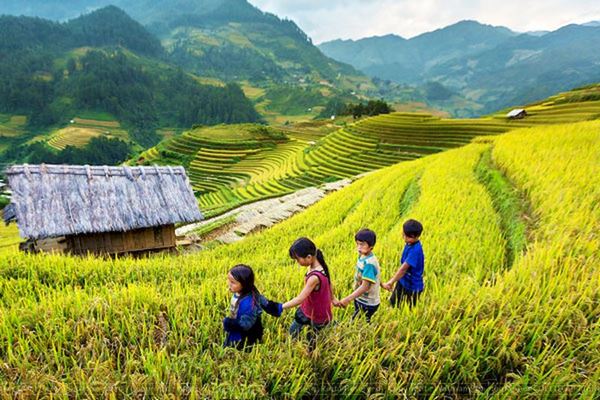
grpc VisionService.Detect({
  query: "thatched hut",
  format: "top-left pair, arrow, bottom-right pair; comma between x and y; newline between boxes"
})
4,164 -> 203,255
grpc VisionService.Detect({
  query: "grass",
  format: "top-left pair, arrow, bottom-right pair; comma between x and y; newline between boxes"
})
261,112 -> 321,125
0,120 -> 597,397
392,101 -> 451,117
475,148 -> 529,267
398,174 -> 421,216
241,83 -> 266,100
260,86 -> 326,116
189,214 -> 238,239
184,124 -> 276,141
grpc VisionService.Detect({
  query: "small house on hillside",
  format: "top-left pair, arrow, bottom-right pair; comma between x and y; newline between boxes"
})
506,109 -> 528,119
4,164 -> 203,255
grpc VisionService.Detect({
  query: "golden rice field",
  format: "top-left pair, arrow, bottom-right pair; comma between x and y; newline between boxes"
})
0,224 -> 20,252
0,120 -> 598,397
140,85 -> 600,218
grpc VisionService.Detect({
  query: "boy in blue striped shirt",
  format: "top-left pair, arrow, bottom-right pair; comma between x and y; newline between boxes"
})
335,228 -> 381,322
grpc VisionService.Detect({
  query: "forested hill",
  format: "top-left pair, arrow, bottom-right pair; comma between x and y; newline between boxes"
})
0,0 -> 370,88
146,0 -> 362,84
1,6 -> 162,56
0,7 -> 261,149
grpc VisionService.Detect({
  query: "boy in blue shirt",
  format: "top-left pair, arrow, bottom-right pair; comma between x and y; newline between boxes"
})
382,219 -> 424,307
335,228 -> 381,322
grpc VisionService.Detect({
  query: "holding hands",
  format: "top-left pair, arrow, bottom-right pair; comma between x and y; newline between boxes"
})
381,281 -> 394,292
333,297 -> 350,308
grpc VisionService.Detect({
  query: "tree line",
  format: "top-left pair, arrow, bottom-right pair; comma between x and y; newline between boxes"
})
5,137 -> 132,166
319,99 -> 393,119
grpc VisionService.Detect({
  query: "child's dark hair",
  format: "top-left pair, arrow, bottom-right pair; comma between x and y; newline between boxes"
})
403,219 -> 423,238
229,264 -> 260,304
355,228 -> 376,247
289,237 -> 331,283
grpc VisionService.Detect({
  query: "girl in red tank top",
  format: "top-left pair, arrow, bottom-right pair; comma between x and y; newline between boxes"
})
282,238 -> 335,346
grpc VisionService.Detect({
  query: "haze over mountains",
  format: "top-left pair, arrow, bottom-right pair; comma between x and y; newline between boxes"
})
320,20 -> 600,113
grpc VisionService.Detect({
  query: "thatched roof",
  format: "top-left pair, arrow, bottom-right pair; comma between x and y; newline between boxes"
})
5,164 -> 203,239
2,203 -> 16,224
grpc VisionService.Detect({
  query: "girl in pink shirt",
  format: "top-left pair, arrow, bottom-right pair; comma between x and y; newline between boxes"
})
282,237 -> 334,348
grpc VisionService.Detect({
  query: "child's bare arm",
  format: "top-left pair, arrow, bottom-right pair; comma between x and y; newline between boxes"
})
338,280 -> 372,307
282,275 -> 320,310
383,262 -> 410,289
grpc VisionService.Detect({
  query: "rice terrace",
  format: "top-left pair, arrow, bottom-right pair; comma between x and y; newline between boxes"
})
0,0 -> 598,398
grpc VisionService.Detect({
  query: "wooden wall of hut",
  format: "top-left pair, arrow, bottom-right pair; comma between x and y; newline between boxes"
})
65,224 -> 176,255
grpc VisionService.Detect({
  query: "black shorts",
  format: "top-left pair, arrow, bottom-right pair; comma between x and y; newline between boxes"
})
390,284 -> 422,308
352,300 -> 379,322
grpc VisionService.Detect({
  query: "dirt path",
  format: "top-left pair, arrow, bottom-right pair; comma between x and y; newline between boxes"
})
177,178 -> 356,246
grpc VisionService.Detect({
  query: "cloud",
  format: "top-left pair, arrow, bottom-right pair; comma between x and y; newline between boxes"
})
249,0 -> 600,43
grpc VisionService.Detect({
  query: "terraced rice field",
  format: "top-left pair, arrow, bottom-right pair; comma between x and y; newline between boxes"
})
0,115 -> 27,139
138,125 -> 298,214
47,117 -> 128,150
139,85 -> 600,217
0,115 -> 28,155
149,115 -> 511,216
491,100 -> 600,125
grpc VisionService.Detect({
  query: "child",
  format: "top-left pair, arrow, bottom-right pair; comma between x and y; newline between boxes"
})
282,237 -> 333,346
335,229 -> 381,322
223,264 -> 281,350
382,219 -> 425,307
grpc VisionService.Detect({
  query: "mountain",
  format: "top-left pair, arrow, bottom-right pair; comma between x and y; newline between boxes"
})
319,21 -> 516,84
0,0 -> 370,88
159,3 -> 361,84
0,5 -> 162,56
0,7 -> 261,163
526,30 -> 550,36
320,20 -> 600,114
319,34 -> 408,71
428,24 -> 600,112
63,5 -> 164,57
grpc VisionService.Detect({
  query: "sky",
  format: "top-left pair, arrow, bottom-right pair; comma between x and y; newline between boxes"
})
249,0 -> 600,43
